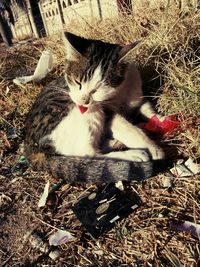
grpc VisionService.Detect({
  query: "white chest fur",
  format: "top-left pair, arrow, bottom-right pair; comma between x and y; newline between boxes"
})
48,106 -> 104,156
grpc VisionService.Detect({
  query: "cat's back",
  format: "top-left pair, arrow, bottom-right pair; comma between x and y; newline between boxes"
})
25,77 -> 74,146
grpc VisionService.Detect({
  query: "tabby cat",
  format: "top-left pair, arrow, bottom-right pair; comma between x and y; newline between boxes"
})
24,32 -> 164,184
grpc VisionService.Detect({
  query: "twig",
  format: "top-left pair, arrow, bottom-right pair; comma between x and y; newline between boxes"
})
1,253 -> 15,267
35,216 -> 63,231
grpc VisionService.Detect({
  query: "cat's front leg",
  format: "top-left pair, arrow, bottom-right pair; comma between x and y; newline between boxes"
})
109,114 -> 164,160
139,101 -> 164,121
104,149 -> 150,162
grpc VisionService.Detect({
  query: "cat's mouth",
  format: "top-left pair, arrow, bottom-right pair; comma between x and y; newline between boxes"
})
78,105 -> 88,114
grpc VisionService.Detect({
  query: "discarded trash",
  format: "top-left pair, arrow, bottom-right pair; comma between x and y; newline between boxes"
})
170,220 -> 200,239
163,176 -> 172,188
5,86 -> 10,95
51,180 -> 65,192
49,249 -> 61,261
162,158 -> 199,188
49,230 -> 75,246
29,232 -> 48,253
29,232 -> 61,260
11,155 -> 29,175
38,180 -> 50,208
169,157 -> 199,177
72,183 -> 140,238
142,114 -> 180,136
115,181 -> 124,191
13,50 -> 53,86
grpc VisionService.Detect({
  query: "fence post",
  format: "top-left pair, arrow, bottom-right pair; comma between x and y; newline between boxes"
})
0,12 -> 13,47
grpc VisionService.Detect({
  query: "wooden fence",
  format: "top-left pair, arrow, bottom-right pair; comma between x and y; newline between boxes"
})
3,0 -> 199,41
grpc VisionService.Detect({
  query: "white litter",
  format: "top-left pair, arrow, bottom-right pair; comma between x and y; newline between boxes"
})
5,86 -> 10,95
184,157 -> 199,175
170,157 -> 199,177
163,176 -> 172,188
115,181 -> 124,191
49,230 -> 75,246
38,180 -> 50,208
162,157 -> 199,188
29,232 -> 61,260
13,50 -> 53,86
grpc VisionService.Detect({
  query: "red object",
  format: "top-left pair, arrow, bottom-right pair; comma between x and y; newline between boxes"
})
142,115 -> 180,136
78,105 -> 88,114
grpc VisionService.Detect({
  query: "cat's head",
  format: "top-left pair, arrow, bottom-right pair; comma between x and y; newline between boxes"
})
63,32 -> 138,109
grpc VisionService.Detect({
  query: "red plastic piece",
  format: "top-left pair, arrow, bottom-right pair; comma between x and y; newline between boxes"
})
78,105 -> 88,114
142,115 -> 180,136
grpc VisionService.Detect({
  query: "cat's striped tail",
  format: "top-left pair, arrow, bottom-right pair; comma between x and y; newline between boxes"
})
27,151 -> 153,184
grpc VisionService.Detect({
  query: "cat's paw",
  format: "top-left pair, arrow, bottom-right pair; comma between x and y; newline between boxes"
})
79,147 -> 96,157
157,114 -> 165,122
148,145 -> 165,160
86,149 -> 96,157
124,149 -> 150,162
106,149 -> 150,162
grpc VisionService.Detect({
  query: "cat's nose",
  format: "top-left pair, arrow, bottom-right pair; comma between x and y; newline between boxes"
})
82,95 -> 90,105
84,99 -> 90,105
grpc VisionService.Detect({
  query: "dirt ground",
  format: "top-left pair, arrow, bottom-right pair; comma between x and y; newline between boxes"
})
0,5 -> 200,266
0,133 -> 199,266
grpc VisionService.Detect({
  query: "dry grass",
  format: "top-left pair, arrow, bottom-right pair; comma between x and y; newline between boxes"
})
0,2 -> 199,266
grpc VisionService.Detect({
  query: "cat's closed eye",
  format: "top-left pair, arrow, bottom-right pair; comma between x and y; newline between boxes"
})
91,89 -> 97,94
74,79 -> 82,90
74,79 -> 81,85
66,76 -> 81,87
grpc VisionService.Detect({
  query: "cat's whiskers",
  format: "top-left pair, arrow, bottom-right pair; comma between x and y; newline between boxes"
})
98,99 -> 118,112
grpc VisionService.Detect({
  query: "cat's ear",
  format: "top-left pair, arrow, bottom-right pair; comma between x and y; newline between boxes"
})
118,40 -> 141,62
63,31 -> 91,61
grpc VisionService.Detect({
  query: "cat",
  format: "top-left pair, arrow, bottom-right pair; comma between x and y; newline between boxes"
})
24,32 -> 165,184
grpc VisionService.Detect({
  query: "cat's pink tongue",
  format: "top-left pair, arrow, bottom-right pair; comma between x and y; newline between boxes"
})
78,105 -> 88,114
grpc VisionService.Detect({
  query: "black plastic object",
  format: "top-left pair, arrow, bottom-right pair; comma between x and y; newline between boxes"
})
72,183 -> 141,238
